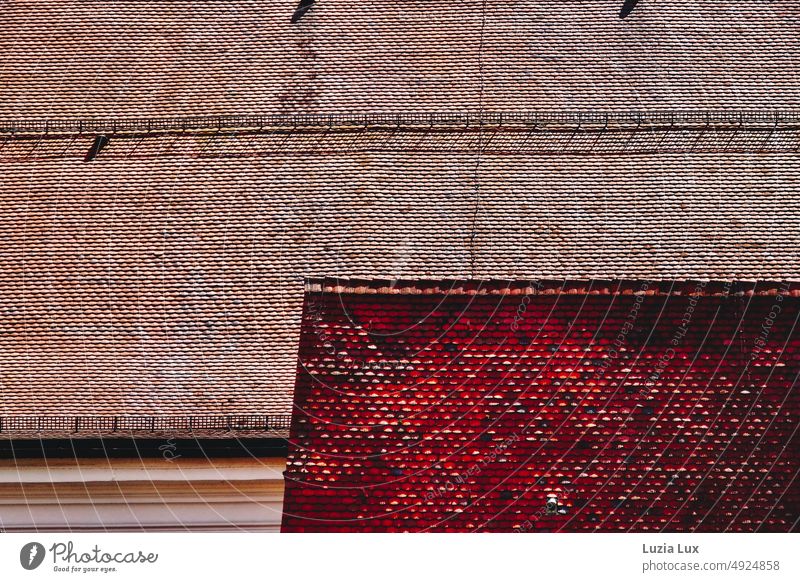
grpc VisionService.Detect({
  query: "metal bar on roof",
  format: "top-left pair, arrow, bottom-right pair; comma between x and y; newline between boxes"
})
3,111 -> 800,138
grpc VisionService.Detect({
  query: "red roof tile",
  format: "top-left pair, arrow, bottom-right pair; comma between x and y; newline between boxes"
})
2,142 -> 800,435
1,1 -> 799,118
3,0 -> 800,437
282,280 -> 800,531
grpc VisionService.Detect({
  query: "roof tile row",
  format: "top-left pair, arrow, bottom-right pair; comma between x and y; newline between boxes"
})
2,151 -> 799,424
2,1 -> 799,118
282,285 -> 800,531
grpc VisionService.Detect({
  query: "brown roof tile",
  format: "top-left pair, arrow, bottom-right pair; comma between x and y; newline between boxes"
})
4,113 -> 800,160
1,1 -> 799,118
1,142 -> 799,431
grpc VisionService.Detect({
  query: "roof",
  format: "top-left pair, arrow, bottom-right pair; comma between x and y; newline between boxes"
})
1,1 -> 799,118
282,280 -> 800,532
3,1 -> 800,437
2,117 -> 800,435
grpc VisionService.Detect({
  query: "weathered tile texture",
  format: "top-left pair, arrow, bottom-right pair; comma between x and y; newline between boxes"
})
3,0 -> 800,432
282,287 -> 800,532
2,152 -> 800,421
1,1 -> 799,118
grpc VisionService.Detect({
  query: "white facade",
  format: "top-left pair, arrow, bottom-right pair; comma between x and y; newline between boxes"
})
0,457 -> 285,532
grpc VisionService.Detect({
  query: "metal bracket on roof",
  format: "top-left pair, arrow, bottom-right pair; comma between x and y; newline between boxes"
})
653,111 -> 676,152
723,112 -> 745,151
560,113 -> 583,153
589,114 -> 610,151
689,112 -> 711,152
620,0 -> 641,19
29,133 -> 44,155
622,113 -> 643,152
759,111 -> 781,153
291,0 -> 315,23
311,114 -> 334,152
84,135 -> 110,162
516,117 -> 540,154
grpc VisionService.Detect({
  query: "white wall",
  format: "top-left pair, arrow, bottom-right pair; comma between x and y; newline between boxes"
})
0,457 -> 285,532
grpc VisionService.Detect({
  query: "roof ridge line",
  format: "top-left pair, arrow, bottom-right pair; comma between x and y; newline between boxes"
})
305,278 -> 800,296
2,110 -> 800,137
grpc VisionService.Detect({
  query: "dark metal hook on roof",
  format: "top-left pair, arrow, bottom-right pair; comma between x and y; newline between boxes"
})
620,0 -> 642,19
84,135 -> 109,162
291,0 -> 315,23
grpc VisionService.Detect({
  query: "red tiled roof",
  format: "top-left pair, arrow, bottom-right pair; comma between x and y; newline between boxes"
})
3,0 -> 800,436
2,132 -> 800,435
282,280 -> 800,532
1,1 -> 799,118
